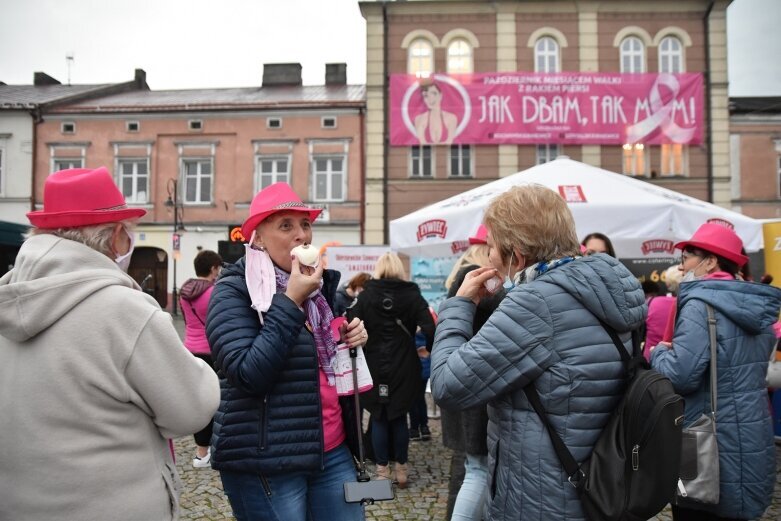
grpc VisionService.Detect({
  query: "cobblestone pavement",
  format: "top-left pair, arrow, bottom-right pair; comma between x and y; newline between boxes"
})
173,417 -> 781,520
169,315 -> 781,520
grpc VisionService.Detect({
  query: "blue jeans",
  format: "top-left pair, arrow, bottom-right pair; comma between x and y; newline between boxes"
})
371,413 -> 409,465
219,443 -> 364,521
451,453 -> 488,521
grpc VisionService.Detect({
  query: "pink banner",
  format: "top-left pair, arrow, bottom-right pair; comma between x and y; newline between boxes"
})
390,72 -> 703,146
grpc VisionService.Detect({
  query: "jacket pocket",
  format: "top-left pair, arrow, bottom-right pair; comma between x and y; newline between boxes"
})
489,439 -> 500,500
259,396 -> 268,450
161,460 -> 182,520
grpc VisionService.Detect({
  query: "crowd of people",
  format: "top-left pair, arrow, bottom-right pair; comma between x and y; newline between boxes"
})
1,168 -> 780,521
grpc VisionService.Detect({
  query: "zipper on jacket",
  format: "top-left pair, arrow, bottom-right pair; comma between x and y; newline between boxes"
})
259,395 -> 268,450
315,353 -> 325,471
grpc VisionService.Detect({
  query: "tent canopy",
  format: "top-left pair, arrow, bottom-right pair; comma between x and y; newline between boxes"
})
390,157 -> 763,259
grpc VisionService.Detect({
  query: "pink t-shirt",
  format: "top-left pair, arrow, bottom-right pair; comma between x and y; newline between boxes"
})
319,368 -> 346,451
644,296 -> 676,361
181,285 -> 214,355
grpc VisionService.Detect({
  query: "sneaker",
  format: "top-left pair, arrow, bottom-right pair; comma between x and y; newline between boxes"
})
420,425 -> 431,441
394,463 -> 409,489
192,449 -> 211,468
408,428 -> 421,441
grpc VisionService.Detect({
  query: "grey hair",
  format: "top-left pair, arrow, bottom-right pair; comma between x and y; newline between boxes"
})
28,220 -> 134,257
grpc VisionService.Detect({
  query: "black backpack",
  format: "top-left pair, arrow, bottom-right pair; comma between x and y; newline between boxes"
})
524,319 -> 685,521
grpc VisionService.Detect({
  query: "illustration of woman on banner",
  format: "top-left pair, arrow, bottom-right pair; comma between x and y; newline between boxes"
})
414,79 -> 458,145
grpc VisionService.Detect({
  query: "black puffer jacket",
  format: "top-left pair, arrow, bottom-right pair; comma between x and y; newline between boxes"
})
347,278 -> 435,420
205,258 -> 359,475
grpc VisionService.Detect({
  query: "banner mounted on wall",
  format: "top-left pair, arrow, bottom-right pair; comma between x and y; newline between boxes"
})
390,72 -> 704,146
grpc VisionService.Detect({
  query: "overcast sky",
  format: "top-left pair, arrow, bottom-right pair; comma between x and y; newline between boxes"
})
0,0 -> 777,96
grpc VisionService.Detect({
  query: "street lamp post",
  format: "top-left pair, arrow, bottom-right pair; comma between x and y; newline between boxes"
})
165,179 -> 184,316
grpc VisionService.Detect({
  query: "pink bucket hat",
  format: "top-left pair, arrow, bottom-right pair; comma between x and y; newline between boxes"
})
27,167 -> 146,229
468,224 -> 488,245
674,222 -> 748,267
241,182 -> 321,240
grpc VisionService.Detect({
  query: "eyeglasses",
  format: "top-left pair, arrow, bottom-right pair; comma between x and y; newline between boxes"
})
680,251 -> 701,263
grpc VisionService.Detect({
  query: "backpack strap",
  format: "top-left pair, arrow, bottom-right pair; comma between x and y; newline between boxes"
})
523,319 -> 636,488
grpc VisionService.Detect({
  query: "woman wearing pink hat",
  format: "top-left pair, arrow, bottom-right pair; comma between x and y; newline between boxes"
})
206,182 -> 368,521
0,167 -> 220,521
650,223 -> 781,520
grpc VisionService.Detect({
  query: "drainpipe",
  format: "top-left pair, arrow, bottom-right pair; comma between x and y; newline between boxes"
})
382,0 -> 390,244
29,106 -> 42,213
359,106 -> 366,244
703,1 -> 715,203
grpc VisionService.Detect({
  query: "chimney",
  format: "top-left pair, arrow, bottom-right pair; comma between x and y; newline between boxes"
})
33,72 -> 61,86
134,68 -> 149,89
262,63 -> 302,87
325,63 -> 347,86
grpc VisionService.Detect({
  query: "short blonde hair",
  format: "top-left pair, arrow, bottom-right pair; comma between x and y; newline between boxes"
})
484,184 -> 580,264
373,252 -> 406,280
445,244 -> 490,290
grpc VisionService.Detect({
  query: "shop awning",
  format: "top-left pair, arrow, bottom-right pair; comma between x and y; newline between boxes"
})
0,221 -> 29,246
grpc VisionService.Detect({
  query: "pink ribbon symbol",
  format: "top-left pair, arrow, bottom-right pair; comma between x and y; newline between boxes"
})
626,74 -> 695,144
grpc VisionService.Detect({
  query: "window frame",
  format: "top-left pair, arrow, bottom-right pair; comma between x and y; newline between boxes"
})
311,154 -> 347,203
0,144 -> 4,197
409,145 -> 434,178
659,144 -> 689,177
620,36 -> 645,73
448,145 -> 473,178
534,37 -> 560,73
408,38 -> 434,78
536,144 -> 560,165
266,117 -> 283,130
622,144 -> 649,177
117,157 -> 150,204
61,122 -> 75,134
180,157 -> 214,204
446,38 -> 473,74
52,158 -> 84,172
126,121 -> 140,133
658,36 -> 684,74
255,154 -> 291,193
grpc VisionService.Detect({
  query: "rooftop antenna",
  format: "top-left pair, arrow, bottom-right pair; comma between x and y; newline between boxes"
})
66,52 -> 74,85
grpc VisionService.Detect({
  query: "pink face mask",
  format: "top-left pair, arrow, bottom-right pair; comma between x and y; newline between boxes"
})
245,231 -> 276,323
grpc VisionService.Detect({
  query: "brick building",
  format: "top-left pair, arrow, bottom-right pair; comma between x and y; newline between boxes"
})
35,64 -> 365,309
359,0 -> 732,244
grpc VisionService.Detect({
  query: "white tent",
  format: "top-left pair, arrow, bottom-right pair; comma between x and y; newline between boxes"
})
390,157 -> 763,260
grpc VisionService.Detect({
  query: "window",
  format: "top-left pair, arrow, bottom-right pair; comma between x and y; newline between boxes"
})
449,145 -> 472,177
257,156 -> 290,191
620,37 -> 645,73
53,158 -> 84,171
0,147 -> 4,196
61,122 -> 75,134
536,144 -> 560,165
182,159 -> 212,203
660,144 -> 687,176
622,144 -> 648,176
267,117 -> 282,129
312,156 -> 345,202
321,117 -> 337,129
410,145 -> 433,177
408,38 -> 434,78
447,39 -> 473,74
659,36 -> 683,74
188,120 -> 202,131
535,37 -> 560,73
126,121 -> 140,132
118,159 -> 149,203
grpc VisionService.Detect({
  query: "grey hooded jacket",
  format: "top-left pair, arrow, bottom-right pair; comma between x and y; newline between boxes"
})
431,254 -> 645,521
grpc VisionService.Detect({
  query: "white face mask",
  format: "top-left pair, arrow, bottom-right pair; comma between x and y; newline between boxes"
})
502,252 -> 515,290
681,258 -> 706,283
114,227 -> 135,272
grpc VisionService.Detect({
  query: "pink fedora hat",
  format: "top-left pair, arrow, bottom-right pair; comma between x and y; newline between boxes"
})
674,222 -> 748,267
241,182 -> 321,240
468,224 -> 488,245
27,167 -> 146,229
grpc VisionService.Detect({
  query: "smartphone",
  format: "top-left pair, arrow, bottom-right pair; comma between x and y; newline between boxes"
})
343,479 -> 395,504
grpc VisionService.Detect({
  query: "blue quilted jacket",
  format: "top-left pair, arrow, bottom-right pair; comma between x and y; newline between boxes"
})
431,254 -> 646,521
205,258 -> 348,475
652,279 -> 781,519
